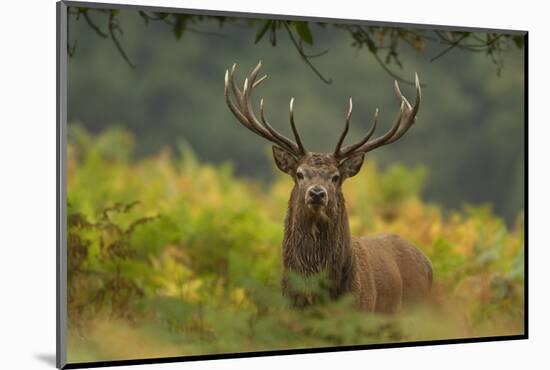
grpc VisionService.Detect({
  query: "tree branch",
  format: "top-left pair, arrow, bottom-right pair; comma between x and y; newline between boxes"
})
67,8 -> 523,83
108,11 -> 136,68
430,33 -> 469,62
283,22 -> 332,84
83,10 -> 108,38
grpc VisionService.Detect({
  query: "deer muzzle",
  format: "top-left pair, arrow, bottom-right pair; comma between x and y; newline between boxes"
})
306,185 -> 328,210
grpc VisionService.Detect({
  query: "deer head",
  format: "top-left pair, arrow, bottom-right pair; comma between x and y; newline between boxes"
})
224,61 -> 421,222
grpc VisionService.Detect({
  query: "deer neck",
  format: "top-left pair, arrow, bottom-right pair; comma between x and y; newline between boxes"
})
282,189 -> 354,279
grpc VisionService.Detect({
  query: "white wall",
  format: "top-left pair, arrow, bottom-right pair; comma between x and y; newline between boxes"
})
1,0 -> 544,369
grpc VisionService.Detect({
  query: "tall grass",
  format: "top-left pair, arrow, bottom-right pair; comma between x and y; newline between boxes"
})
67,126 -> 524,363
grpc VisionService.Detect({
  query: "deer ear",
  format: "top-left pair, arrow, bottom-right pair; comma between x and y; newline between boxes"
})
272,146 -> 298,174
339,152 -> 365,179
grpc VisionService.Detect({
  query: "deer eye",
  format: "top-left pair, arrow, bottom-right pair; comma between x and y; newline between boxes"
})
296,171 -> 304,181
332,174 -> 340,184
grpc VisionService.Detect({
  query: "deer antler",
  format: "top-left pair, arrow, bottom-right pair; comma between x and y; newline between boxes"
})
334,74 -> 421,159
224,61 -> 307,157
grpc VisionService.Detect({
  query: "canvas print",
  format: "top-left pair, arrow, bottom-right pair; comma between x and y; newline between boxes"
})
60,1 -> 526,367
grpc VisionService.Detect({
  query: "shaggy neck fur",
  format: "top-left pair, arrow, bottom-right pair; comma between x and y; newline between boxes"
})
282,186 -> 355,299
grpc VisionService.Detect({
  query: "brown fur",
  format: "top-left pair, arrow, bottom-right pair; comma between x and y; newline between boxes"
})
278,152 -> 433,313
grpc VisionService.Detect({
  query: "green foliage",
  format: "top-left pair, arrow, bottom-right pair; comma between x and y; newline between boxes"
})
173,15 -> 186,40
67,200 -> 153,325
255,20 -> 272,44
68,7 -> 523,81
429,237 -> 466,281
67,128 -> 524,363
293,22 -> 313,45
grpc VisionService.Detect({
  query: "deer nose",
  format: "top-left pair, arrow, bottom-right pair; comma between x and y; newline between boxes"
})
308,187 -> 326,202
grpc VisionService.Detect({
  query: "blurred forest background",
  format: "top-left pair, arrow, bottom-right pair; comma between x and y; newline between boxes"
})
67,7 -> 525,223
66,6 -> 525,364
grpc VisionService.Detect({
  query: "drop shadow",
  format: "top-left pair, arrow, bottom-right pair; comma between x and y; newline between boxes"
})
34,353 -> 57,367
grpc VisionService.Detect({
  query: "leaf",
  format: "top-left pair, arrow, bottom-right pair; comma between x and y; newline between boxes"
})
138,11 -> 149,24
412,37 -> 426,52
294,21 -> 313,45
255,20 -> 272,44
512,35 -> 525,48
174,15 -> 186,40
153,12 -> 169,20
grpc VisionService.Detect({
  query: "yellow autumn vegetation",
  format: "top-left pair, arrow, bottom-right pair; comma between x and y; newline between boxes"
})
66,127 -> 524,363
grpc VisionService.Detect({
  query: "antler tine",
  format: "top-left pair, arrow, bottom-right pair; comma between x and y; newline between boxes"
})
394,80 -> 412,111
260,98 -> 303,153
225,69 -> 253,131
338,73 -> 421,158
225,67 -> 269,138
362,75 -> 420,150
289,98 -> 306,155
243,61 -> 300,154
333,98 -> 353,157
338,107 -> 379,158
224,61 -> 305,157
242,60 -> 262,101
346,101 -> 403,155
384,73 -> 421,144
254,74 -> 268,88
240,62 -> 267,134
229,63 -> 242,98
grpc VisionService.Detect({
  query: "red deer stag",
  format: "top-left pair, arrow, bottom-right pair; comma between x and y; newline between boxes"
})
224,61 -> 433,313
